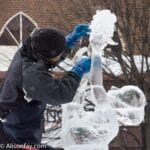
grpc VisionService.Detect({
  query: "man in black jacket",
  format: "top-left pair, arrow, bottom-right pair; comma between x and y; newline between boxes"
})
0,25 -> 91,149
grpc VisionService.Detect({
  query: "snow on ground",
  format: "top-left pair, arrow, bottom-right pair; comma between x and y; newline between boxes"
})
58,53 -> 150,76
0,46 -> 149,76
102,55 -> 150,76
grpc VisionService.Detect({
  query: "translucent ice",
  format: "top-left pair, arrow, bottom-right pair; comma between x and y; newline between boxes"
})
61,9 -> 146,150
108,85 -> 146,126
89,9 -> 117,55
61,9 -> 119,150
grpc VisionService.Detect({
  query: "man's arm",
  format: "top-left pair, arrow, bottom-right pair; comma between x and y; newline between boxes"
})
22,58 -> 81,105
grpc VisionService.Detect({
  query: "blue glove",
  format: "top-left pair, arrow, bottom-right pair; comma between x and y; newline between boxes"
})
66,24 -> 91,48
71,57 -> 91,78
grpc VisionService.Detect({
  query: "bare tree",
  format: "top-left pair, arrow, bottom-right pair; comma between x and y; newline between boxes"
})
100,1 -> 149,149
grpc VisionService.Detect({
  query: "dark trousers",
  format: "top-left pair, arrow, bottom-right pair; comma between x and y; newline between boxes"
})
0,121 -> 11,143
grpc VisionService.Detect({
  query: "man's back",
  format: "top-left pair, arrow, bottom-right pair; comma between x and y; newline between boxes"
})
0,50 -> 46,144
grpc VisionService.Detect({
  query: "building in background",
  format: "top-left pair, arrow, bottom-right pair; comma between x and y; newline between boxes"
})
0,0 -> 75,70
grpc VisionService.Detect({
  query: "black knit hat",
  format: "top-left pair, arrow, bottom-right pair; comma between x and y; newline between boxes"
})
31,27 -> 66,59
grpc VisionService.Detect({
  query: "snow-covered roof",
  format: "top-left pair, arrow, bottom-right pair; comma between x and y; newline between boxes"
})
0,46 -> 18,71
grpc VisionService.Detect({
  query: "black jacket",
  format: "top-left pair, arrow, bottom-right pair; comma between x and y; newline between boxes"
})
0,49 -> 80,144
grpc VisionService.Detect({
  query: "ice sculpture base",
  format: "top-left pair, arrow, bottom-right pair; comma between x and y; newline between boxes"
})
65,144 -> 108,150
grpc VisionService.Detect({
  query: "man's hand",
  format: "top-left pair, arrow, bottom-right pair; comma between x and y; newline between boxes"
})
71,56 -> 91,78
66,24 -> 91,48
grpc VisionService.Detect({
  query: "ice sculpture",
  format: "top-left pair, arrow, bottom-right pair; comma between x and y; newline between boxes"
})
61,10 -> 119,150
61,9 -> 146,150
108,85 -> 146,126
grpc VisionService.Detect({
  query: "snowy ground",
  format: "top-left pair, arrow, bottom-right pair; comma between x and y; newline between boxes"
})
0,46 -> 149,76
102,55 -> 150,76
